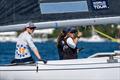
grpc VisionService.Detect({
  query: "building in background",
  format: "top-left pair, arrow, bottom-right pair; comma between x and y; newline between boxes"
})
0,29 -> 54,42
34,28 -> 54,38
0,32 -> 17,42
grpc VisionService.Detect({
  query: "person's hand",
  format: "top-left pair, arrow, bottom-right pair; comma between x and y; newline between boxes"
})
39,59 -> 47,64
77,48 -> 84,53
77,32 -> 82,38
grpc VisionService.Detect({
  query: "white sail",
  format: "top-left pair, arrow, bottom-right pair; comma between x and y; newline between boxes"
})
0,16 -> 120,32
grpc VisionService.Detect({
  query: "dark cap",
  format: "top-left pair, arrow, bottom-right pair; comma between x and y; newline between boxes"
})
62,27 -> 70,34
68,27 -> 77,33
63,27 -> 77,34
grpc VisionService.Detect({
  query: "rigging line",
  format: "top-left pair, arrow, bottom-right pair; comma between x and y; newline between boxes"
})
94,29 -> 119,42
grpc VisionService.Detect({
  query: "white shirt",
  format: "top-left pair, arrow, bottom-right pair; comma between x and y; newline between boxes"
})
66,37 -> 76,49
15,31 -> 37,59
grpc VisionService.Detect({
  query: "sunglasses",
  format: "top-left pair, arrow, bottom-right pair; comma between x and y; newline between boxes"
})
28,27 -> 36,30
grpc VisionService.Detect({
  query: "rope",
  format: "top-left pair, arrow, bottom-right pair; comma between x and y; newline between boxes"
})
94,29 -> 120,43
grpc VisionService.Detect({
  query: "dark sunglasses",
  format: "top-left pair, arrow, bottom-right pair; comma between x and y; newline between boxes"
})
28,27 -> 36,30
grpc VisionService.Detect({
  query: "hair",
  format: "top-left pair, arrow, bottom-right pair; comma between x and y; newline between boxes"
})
57,31 -> 66,47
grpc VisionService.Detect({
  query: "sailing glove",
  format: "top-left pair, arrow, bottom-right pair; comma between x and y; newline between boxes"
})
39,59 -> 47,64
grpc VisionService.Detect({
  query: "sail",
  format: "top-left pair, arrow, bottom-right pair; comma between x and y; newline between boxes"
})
0,0 -> 120,31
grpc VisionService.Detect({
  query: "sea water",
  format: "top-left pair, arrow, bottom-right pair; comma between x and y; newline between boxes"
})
0,41 -> 119,64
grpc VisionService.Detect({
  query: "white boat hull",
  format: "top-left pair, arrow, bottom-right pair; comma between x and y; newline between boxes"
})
0,57 -> 120,80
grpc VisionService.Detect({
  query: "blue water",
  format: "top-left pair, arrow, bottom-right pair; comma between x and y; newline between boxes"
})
0,41 -> 119,64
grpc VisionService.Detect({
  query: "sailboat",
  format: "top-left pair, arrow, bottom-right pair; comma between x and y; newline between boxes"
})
0,16 -> 120,80
0,50 -> 120,80
79,26 -> 106,42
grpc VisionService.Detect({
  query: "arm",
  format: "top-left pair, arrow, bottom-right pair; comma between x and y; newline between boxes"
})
66,37 -> 76,49
74,31 -> 82,44
26,36 -> 42,60
32,48 -> 42,60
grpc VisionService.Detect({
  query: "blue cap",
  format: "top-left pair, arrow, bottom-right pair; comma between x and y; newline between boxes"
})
63,27 -> 77,34
68,27 -> 77,33
62,27 -> 70,34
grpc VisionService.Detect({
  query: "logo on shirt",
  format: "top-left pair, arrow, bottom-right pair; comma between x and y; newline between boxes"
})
19,47 -> 25,54
16,45 -> 28,57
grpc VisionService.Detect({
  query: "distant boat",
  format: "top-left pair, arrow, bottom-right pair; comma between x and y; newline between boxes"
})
0,51 -> 120,80
79,35 -> 106,42
79,26 -> 106,42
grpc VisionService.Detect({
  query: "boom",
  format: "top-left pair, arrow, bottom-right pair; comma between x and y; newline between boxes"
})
0,16 -> 120,32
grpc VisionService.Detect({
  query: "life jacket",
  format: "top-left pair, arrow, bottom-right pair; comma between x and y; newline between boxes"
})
62,36 -> 78,59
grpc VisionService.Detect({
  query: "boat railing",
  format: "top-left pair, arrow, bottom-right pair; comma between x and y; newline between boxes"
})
107,54 -> 118,63
88,50 -> 120,63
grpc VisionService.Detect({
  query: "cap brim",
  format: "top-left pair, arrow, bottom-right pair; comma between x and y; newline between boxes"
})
70,30 -> 77,33
27,26 -> 36,29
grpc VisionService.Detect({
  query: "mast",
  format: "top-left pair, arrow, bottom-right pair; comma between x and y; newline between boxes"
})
0,16 -> 120,32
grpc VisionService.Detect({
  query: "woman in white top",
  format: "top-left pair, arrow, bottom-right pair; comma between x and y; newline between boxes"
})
62,27 -> 82,59
11,22 -> 45,64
